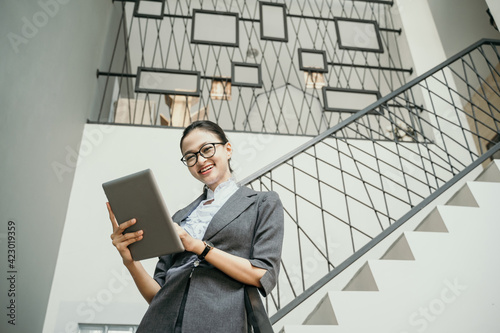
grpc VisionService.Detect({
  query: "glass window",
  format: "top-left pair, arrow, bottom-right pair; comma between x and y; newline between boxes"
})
78,324 -> 137,333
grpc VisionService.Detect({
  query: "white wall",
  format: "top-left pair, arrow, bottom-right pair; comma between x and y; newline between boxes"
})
486,0 -> 500,27
0,2 -> 114,333
397,0 -> 500,76
428,0 -> 500,58
395,0 -> 484,157
43,124 -> 310,332
396,0 -> 448,75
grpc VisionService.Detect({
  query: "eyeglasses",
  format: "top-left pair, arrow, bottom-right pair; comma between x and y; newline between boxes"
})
181,142 -> 226,167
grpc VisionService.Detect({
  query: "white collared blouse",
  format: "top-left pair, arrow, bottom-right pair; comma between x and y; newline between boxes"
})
180,178 -> 239,239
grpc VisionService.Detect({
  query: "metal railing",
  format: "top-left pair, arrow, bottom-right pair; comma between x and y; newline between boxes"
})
239,39 -> 500,320
93,0 -> 412,136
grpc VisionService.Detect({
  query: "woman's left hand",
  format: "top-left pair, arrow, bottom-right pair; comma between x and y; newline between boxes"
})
174,224 -> 204,255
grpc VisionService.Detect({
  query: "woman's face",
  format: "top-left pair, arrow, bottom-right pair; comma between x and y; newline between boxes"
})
181,128 -> 232,191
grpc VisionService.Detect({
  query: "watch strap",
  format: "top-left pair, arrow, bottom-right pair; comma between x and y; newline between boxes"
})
198,241 -> 213,260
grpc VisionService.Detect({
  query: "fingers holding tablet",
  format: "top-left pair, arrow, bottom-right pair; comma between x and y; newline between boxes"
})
107,202 -> 143,264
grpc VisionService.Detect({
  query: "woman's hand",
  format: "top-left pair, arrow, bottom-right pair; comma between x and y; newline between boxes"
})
173,224 -> 204,255
107,202 -> 143,266
173,223 -> 265,288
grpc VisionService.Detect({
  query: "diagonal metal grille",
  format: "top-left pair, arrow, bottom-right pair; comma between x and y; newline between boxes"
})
94,0 -> 412,135
240,39 -> 500,319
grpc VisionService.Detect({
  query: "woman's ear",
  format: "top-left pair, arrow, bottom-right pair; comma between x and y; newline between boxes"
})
225,142 -> 233,159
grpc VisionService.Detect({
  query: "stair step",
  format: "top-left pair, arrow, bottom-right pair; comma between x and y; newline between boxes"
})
303,292 -> 338,325
436,205 -> 500,246
342,262 -> 378,291
281,325 -> 339,333
363,258 -> 420,292
445,183 -> 478,207
475,159 -> 500,182
280,180 -> 500,333
282,325 -> 390,333
326,289 -> 423,330
465,181 -> 500,209
380,233 -> 416,260
414,207 -> 448,232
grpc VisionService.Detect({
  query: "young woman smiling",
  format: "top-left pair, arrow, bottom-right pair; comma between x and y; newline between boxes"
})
107,120 -> 284,332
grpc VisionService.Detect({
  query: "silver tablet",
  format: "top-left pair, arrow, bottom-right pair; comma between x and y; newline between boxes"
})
102,169 -> 185,261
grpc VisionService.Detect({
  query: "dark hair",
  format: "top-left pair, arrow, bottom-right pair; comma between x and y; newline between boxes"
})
180,120 -> 233,172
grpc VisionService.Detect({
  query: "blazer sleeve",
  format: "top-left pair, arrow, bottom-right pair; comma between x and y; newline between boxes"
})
248,191 -> 284,296
152,254 -> 174,286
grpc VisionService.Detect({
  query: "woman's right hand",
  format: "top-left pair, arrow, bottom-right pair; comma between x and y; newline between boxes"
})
107,202 -> 143,266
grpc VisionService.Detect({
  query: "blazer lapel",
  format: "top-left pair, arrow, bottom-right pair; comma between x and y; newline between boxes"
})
203,186 -> 257,241
172,191 -> 206,224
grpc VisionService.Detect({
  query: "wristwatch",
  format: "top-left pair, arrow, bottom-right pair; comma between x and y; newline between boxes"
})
198,241 -> 214,260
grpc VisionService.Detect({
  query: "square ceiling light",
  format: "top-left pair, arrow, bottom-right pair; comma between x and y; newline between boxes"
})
134,0 -> 165,19
260,2 -> 288,42
135,67 -> 200,96
335,18 -> 384,53
191,9 -> 239,47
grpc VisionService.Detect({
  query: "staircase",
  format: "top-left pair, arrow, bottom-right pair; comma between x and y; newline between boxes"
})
281,160 -> 500,333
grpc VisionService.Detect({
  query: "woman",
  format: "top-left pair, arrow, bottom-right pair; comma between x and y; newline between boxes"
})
107,120 -> 284,332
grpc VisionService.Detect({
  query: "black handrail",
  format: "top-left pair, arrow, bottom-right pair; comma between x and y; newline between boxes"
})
240,38 -> 500,186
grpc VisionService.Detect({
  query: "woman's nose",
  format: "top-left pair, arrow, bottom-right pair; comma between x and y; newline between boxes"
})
197,154 -> 207,164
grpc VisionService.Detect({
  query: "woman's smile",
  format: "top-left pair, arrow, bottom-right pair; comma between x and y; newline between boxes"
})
199,163 -> 214,175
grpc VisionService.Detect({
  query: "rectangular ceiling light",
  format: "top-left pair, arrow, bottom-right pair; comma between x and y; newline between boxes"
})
191,9 -> 239,47
298,49 -> 328,72
231,62 -> 262,88
134,0 -> 165,19
322,87 -> 381,113
135,67 -> 200,96
260,2 -> 288,42
335,18 -> 384,53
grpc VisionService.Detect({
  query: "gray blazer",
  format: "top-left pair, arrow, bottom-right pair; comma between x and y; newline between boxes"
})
137,186 -> 284,332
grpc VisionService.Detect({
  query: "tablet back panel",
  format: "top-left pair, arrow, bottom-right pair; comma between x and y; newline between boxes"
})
102,169 -> 184,260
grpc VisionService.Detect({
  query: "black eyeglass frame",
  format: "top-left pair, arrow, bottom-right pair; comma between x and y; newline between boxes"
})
180,142 -> 226,167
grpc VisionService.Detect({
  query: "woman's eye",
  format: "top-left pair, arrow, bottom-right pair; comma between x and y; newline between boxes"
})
202,146 -> 214,154
185,154 -> 196,162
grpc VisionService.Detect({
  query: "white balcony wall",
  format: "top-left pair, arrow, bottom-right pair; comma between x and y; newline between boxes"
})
486,0 -> 500,26
43,124 -> 309,332
428,0 -> 500,58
